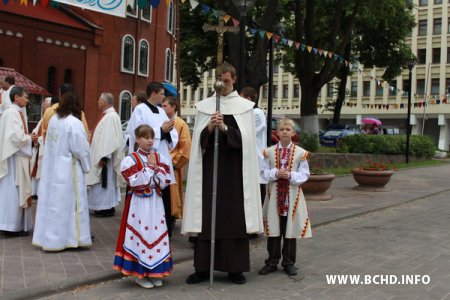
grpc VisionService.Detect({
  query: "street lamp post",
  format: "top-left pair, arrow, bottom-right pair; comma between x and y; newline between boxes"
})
266,23 -> 284,146
233,0 -> 255,92
406,59 -> 416,164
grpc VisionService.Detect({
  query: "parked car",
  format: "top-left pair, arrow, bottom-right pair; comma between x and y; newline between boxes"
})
320,128 -> 358,147
271,114 -> 302,144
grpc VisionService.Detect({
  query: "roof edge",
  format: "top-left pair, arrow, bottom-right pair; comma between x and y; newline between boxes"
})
61,6 -> 104,31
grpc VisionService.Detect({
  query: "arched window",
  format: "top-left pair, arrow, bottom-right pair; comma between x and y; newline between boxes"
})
47,66 -> 56,95
164,49 -> 172,82
119,90 -> 132,123
138,39 -> 149,76
121,35 -> 135,74
166,0 -> 175,34
64,69 -> 73,84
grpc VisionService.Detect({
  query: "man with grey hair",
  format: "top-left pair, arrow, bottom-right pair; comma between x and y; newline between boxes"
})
86,92 -> 124,217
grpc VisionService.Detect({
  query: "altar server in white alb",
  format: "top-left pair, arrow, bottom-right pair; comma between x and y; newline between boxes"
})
126,81 -> 178,236
0,86 -> 35,236
87,93 -> 124,217
33,92 -> 92,251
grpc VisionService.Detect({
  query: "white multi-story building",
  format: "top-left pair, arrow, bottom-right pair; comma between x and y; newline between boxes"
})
178,0 -> 450,150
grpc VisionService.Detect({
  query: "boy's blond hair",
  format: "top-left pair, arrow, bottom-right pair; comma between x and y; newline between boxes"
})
276,117 -> 296,130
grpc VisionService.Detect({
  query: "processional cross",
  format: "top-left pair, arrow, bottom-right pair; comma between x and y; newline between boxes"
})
202,11 -> 239,79
201,11 -> 238,290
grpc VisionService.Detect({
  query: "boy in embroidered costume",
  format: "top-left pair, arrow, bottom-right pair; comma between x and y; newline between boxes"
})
114,125 -> 173,288
259,118 -> 312,277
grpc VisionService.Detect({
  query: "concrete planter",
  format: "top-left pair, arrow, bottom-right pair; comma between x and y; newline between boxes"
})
351,168 -> 394,192
303,173 -> 336,201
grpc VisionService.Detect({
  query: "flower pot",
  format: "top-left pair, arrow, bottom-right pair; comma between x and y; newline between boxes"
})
351,168 -> 394,192
302,173 -> 335,201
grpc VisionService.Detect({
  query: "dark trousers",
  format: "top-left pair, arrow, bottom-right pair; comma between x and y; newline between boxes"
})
265,216 -> 296,268
260,184 -> 266,205
162,186 -> 172,237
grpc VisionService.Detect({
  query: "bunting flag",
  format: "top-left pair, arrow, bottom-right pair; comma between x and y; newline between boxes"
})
266,32 -> 273,40
223,14 -> 231,23
138,0 -> 147,9
200,3 -> 209,13
232,18 -> 240,26
20,0 -> 27,6
189,0 -> 199,9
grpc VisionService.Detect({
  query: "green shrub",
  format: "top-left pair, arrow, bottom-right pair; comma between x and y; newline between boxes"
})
340,134 -> 435,157
299,132 -> 319,152
410,135 -> 436,158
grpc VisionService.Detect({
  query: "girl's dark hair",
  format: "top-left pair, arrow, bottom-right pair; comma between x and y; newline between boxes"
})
56,91 -> 82,120
135,124 -> 155,139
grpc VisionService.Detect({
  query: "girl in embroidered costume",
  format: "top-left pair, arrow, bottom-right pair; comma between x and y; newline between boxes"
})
258,118 -> 312,277
114,125 -> 173,288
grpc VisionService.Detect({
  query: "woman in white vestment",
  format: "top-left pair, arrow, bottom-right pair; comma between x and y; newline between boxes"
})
32,92 -> 92,251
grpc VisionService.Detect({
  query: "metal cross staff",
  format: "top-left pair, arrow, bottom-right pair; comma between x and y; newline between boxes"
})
202,11 -> 238,290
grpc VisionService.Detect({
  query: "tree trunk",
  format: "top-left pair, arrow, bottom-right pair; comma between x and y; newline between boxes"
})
333,43 -> 351,124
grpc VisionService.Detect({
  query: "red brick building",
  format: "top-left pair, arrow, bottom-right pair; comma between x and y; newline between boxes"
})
0,1 -> 177,127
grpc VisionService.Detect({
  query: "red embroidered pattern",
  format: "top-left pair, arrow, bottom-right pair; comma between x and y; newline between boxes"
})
126,223 -> 168,250
300,218 -> 310,238
121,165 -> 140,183
292,186 -> 301,218
275,144 -> 296,215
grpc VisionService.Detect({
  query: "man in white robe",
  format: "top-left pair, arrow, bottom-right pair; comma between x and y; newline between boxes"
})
0,86 -> 35,236
0,76 -> 13,119
32,92 -> 92,251
30,97 -> 52,197
126,81 -> 178,236
87,93 -> 124,217
240,87 -> 267,205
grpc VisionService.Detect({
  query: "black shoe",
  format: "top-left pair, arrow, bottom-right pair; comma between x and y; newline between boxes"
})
284,265 -> 298,276
94,208 -> 115,217
3,231 -> 29,237
228,272 -> 246,284
258,264 -> 278,275
186,272 -> 209,284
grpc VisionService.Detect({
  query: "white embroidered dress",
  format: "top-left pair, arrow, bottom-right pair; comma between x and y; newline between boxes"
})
120,150 -> 172,269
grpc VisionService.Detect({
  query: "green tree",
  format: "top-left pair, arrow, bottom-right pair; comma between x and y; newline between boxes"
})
280,0 -> 415,133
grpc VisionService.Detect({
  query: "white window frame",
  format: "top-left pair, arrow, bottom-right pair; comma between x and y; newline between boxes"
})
164,48 -> 172,82
166,0 -> 175,34
121,34 -> 135,74
126,0 -> 138,18
119,90 -> 133,122
141,3 -> 152,23
138,39 -> 149,77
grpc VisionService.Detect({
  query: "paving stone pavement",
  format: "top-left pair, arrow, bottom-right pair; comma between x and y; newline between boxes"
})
39,188 -> 450,300
1,164 -> 450,299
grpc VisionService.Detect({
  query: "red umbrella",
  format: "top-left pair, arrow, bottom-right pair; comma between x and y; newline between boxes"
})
362,117 -> 382,126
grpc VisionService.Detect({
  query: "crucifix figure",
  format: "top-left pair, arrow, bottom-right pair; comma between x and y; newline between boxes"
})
201,11 -> 238,290
202,11 -> 239,79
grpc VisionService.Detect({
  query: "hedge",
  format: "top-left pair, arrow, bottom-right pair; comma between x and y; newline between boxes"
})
339,134 -> 436,158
